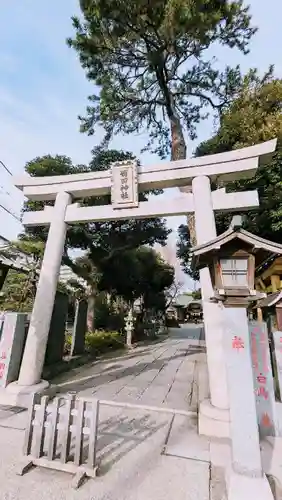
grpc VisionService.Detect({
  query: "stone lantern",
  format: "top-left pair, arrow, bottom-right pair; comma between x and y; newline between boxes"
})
191,216 -> 282,500
191,216 -> 282,308
125,308 -> 134,348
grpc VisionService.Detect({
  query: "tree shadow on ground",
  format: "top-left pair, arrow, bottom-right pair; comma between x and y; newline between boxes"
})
55,347 -> 205,395
68,411 -> 169,476
169,326 -> 205,341
51,345 -> 169,385
42,405 -> 169,478
0,405 -> 26,420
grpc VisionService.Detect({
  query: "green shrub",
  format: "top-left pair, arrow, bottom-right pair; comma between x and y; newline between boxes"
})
64,333 -> 72,356
64,329 -> 124,357
93,295 -> 125,331
85,330 -> 125,355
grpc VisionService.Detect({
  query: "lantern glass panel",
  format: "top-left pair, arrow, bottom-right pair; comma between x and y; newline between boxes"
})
220,258 -> 248,287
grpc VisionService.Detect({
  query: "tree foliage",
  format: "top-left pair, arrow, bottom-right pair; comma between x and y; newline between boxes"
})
0,271 -> 33,312
196,72 -> 282,242
64,244 -> 175,331
177,72 -> 282,278
0,239 -> 45,312
196,69 -> 282,155
98,246 -> 175,307
26,155 -> 88,177
0,238 -> 78,312
22,155 -> 89,242
69,0 -> 256,160
192,288 -> 202,300
22,150 -> 170,273
20,149 -> 173,323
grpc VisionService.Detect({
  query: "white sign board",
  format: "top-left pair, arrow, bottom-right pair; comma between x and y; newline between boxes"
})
0,313 -> 27,388
249,321 -> 277,437
273,331 -> 282,399
111,161 -> 139,209
224,308 -> 262,477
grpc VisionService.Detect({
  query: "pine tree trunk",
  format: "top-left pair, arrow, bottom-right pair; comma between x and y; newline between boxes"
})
170,114 -> 197,246
155,61 -> 197,246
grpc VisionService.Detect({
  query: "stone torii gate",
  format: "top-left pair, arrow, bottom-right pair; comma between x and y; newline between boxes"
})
7,139 -> 277,435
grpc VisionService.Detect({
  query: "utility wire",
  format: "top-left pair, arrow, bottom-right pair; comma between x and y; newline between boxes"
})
0,160 -> 13,176
0,202 -> 21,222
0,160 -> 22,222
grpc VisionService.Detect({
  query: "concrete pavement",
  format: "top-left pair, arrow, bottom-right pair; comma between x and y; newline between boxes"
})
54,325 -> 208,411
0,325 -> 228,500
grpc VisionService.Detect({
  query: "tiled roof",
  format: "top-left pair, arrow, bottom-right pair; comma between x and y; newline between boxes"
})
0,252 -> 29,272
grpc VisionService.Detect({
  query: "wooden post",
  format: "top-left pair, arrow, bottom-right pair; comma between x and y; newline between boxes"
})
87,399 -> 100,470
23,393 -> 41,456
34,396 -> 49,458
74,399 -> 85,466
60,394 -> 75,463
47,397 -> 61,460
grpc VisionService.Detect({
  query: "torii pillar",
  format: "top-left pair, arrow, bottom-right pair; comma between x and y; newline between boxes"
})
182,178 -> 230,437
191,176 -> 230,438
6,191 -> 71,404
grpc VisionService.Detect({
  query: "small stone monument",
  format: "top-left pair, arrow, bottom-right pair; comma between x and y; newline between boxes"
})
45,292 -> 68,366
71,300 -> 87,356
0,312 -> 27,388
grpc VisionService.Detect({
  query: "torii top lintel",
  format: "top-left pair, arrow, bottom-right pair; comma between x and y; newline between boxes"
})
14,139 -> 276,202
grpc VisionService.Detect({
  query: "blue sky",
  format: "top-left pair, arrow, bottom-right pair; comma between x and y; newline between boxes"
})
0,0 -> 281,287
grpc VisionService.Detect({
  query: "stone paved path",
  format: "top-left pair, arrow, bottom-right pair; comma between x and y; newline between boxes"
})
0,325 -> 220,500
54,325 -> 207,412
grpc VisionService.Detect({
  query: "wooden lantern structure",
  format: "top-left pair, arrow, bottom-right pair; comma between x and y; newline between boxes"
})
191,217 -> 282,307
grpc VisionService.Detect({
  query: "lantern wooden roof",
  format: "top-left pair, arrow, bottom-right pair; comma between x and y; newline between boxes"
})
257,291 -> 282,308
191,221 -> 282,272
